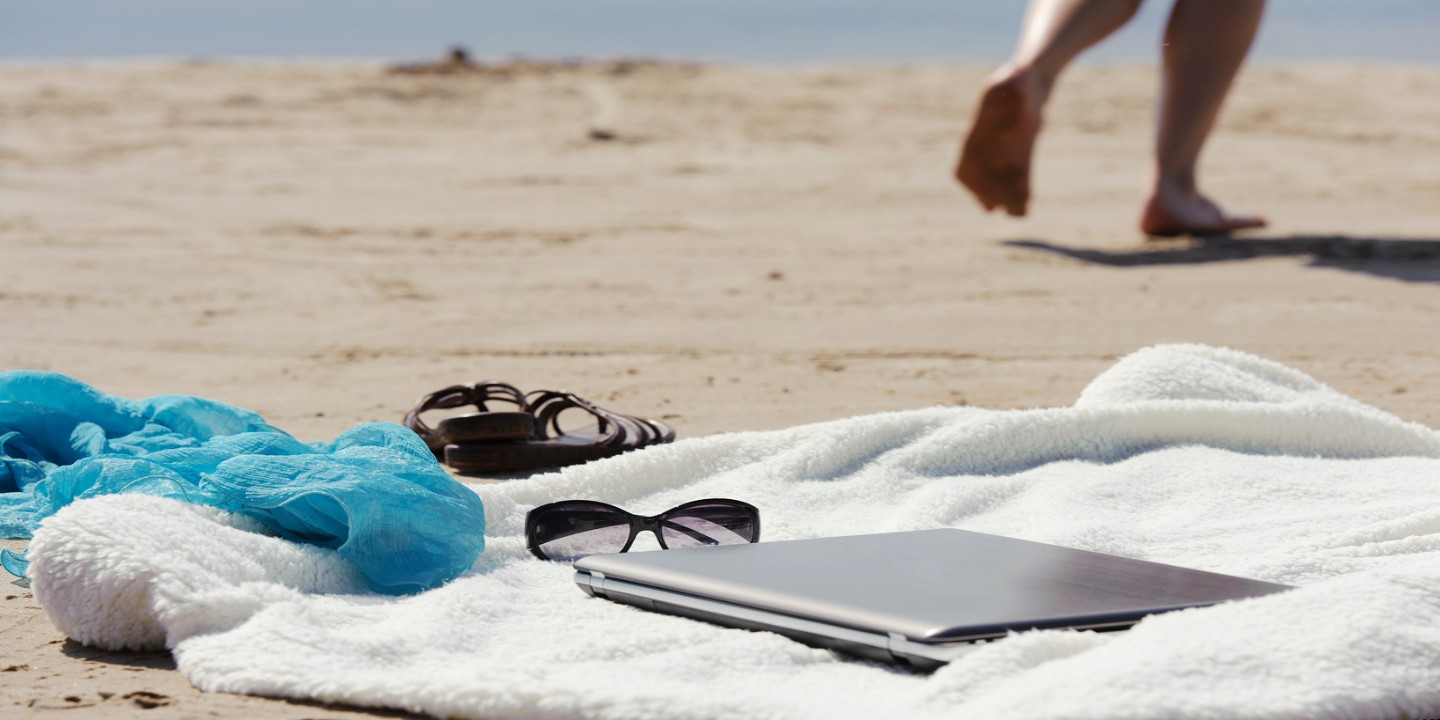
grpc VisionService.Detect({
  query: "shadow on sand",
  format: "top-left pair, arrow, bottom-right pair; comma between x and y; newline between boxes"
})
1004,234 -> 1440,283
62,639 -> 176,669
60,640 -> 424,717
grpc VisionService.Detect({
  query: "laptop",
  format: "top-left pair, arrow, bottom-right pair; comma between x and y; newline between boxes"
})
573,528 -> 1291,670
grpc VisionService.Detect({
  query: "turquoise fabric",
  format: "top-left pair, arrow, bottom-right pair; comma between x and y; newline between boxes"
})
0,371 -> 485,595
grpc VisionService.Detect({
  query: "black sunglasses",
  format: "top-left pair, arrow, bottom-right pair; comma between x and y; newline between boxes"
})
525,498 -> 761,562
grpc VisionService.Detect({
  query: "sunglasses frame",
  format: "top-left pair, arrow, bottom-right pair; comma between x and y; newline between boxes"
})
525,498 -> 761,561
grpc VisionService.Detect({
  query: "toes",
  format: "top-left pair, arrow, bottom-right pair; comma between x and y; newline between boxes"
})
996,192 -> 1027,216
994,171 -> 1029,217
957,169 -> 999,212
1223,214 -> 1267,231
1141,217 -> 1266,239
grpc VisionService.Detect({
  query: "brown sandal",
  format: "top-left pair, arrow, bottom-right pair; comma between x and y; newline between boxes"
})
444,390 -> 675,472
403,382 -> 535,457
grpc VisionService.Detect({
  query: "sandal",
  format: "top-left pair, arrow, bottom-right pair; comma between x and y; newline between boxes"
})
404,384 -> 676,473
403,382 -> 535,456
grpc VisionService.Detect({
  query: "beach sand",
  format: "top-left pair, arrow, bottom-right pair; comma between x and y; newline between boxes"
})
2,59 -> 1438,717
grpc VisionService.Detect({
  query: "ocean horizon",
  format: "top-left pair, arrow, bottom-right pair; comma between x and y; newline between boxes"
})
3,0 -> 1438,66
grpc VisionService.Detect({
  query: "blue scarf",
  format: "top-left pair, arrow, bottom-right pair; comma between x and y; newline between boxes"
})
0,371 -> 485,595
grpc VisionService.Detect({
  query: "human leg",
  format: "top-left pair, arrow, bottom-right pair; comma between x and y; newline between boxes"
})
1140,0 -> 1267,236
957,0 -> 1143,216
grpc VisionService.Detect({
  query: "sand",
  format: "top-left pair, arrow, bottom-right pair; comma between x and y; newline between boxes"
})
2,58 -> 1439,718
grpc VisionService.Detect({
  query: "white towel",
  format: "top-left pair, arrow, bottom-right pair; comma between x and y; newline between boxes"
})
26,344 -> 1440,719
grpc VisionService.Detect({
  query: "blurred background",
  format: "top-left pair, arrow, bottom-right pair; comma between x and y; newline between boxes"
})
4,0 -> 1437,64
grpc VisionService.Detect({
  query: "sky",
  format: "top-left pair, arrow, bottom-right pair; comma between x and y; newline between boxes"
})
2,0 -> 1438,65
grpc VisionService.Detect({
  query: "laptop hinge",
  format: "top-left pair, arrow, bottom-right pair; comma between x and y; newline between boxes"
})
885,632 -> 911,666
577,571 -> 609,599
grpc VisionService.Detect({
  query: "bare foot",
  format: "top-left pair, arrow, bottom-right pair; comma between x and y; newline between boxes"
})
1140,188 -> 1266,238
955,71 -> 1046,217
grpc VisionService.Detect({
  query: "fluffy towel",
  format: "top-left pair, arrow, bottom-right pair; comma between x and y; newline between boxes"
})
0,371 -> 485,594
25,345 -> 1440,719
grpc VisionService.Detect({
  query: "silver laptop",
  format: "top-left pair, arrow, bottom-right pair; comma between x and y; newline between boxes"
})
573,528 -> 1291,669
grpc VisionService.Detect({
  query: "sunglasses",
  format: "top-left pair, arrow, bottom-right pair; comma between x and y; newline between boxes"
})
525,498 -> 761,562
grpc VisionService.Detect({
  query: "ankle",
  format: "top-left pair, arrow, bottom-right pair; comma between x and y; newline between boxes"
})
991,64 -> 1054,108
1150,171 -> 1199,203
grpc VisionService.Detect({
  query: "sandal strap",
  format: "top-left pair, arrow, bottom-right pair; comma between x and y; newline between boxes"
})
523,390 -> 678,451
633,416 -> 676,446
468,381 -> 527,411
404,381 -> 526,441
525,390 -> 630,447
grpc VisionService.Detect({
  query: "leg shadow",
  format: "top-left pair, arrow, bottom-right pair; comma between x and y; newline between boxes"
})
1005,235 -> 1440,283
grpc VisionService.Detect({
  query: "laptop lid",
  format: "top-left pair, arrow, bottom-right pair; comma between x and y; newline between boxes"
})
573,529 -> 1291,668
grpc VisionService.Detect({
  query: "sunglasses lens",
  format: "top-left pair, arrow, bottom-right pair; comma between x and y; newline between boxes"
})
659,502 -> 758,550
531,503 -> 631,562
